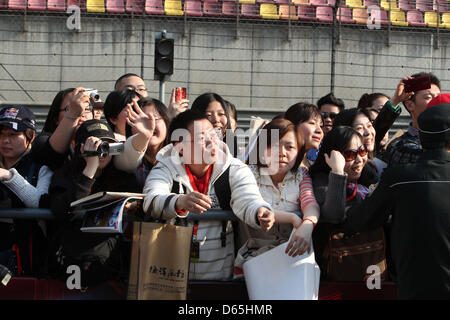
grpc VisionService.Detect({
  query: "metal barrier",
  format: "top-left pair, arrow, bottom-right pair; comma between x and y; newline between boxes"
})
0,208 -> 239,221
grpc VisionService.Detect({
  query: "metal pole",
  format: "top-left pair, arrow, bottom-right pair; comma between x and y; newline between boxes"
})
159,79 -> 165,104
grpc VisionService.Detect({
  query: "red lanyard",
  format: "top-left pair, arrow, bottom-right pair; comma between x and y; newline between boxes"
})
185,164 -> 213,195
346,181 -> 358,203
184,165 -> 213,239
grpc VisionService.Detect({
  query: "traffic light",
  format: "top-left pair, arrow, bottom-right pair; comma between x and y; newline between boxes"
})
154,32 -> 174,81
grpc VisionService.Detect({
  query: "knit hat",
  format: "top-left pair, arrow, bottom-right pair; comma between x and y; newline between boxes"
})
0,105 -> 36,132
426,93 -> 450,109
418,98 -> 450,149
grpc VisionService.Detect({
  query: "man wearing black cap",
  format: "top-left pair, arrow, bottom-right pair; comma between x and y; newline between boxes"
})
341,97 -> 450,299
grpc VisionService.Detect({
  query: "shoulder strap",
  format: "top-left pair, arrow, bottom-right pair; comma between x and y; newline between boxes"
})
171,180 -> 181,194
213,166 -> 231,211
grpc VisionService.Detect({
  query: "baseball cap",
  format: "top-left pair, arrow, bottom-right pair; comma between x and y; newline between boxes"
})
426,93 -> 450,109
0,105 -> 36,132
75,119 -> 117,146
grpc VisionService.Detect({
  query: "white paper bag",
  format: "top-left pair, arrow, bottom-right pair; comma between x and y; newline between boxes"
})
243,240 -> 321,300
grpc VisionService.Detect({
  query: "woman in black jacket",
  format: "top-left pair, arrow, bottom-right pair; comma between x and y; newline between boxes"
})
309,126 -> 387,282
48,119 -> 141,289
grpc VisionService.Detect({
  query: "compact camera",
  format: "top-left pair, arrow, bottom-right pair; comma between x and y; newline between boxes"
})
84,88 -> 101,102
83,141 -> 124,158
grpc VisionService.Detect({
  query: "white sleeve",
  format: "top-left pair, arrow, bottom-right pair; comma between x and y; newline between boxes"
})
142,163 -> 181,220
113,134 -> 145,173
228,161 -> 273,230
2,166 -> 53,208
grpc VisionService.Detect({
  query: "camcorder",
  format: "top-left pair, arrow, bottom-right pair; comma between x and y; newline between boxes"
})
84,88 -> 101,102
83,141 -> 124,158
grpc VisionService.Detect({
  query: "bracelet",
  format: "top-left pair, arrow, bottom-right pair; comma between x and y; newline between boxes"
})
302,218 -> 316,228
175,209 -> 189,218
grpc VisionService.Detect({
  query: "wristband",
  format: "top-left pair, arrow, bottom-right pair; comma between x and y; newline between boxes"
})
302,218 -> 316,228
176,208 -> 189,218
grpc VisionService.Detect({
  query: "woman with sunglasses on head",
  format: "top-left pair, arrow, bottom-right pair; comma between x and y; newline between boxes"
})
310,126 -> 369,225
309,126 -> 387,281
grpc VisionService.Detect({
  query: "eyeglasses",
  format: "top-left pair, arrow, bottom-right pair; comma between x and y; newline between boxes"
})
342,145 -> 367,162
321,112 -> 338,120
124,86 -> 148,94
184,128 -> 219,144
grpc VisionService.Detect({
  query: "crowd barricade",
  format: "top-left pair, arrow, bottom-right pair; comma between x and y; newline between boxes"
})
0,208 -> 397,300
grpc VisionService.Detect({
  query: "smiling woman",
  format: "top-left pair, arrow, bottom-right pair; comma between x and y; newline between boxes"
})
308,126 -> 387,282
233,118 -> 320,278
191,92 -> 238,157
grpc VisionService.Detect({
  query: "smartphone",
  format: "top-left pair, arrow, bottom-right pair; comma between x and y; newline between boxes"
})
175,87 -> 187,102
403,75 -> 431,93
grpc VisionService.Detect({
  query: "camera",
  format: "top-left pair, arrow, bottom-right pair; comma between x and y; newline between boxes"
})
84,88 -> 101,102
83,141 -> 124,158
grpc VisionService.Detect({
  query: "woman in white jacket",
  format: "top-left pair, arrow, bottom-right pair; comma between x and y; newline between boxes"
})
234,118 -> 320,276
143,110 -> 275,281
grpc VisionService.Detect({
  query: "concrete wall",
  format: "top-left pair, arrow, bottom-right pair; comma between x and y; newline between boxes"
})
0,13 -> 449,114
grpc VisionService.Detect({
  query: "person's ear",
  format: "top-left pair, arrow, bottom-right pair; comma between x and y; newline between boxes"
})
174,141 -> 183,155
109,117 -> 119,125
404,99 -> 415,115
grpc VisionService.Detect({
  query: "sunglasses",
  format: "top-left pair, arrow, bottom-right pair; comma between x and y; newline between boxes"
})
321,112 -> 338,120
342,145 -> 367,162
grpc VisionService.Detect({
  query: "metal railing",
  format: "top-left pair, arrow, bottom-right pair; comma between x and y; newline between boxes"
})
0,207 -> 239,221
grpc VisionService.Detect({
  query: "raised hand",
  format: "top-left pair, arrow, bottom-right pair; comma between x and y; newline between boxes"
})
325,150 -> 346,175
126,100 -> 155,140
67,87 -> 90,119
391,77 -> 415,107
80,136 -> 102,178
168,88 -> 189,120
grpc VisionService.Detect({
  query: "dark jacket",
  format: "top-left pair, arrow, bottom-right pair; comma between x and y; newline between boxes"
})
0,152 -> 48,276
31,132 -> 68,171
311,170 -> 369,277
49,160 -> 141,220
343,149 -> 450,299
373,101 -> 401,153
47,159 -> 141,285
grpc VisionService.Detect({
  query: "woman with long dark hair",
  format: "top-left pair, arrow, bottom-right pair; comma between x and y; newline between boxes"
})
32,88 -> 93,171
191,93 -> 238,156
134,97 -> 170,188
284,102 -> 324,168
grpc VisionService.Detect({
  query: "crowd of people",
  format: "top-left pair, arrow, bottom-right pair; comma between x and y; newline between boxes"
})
0,72 -> 448,299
